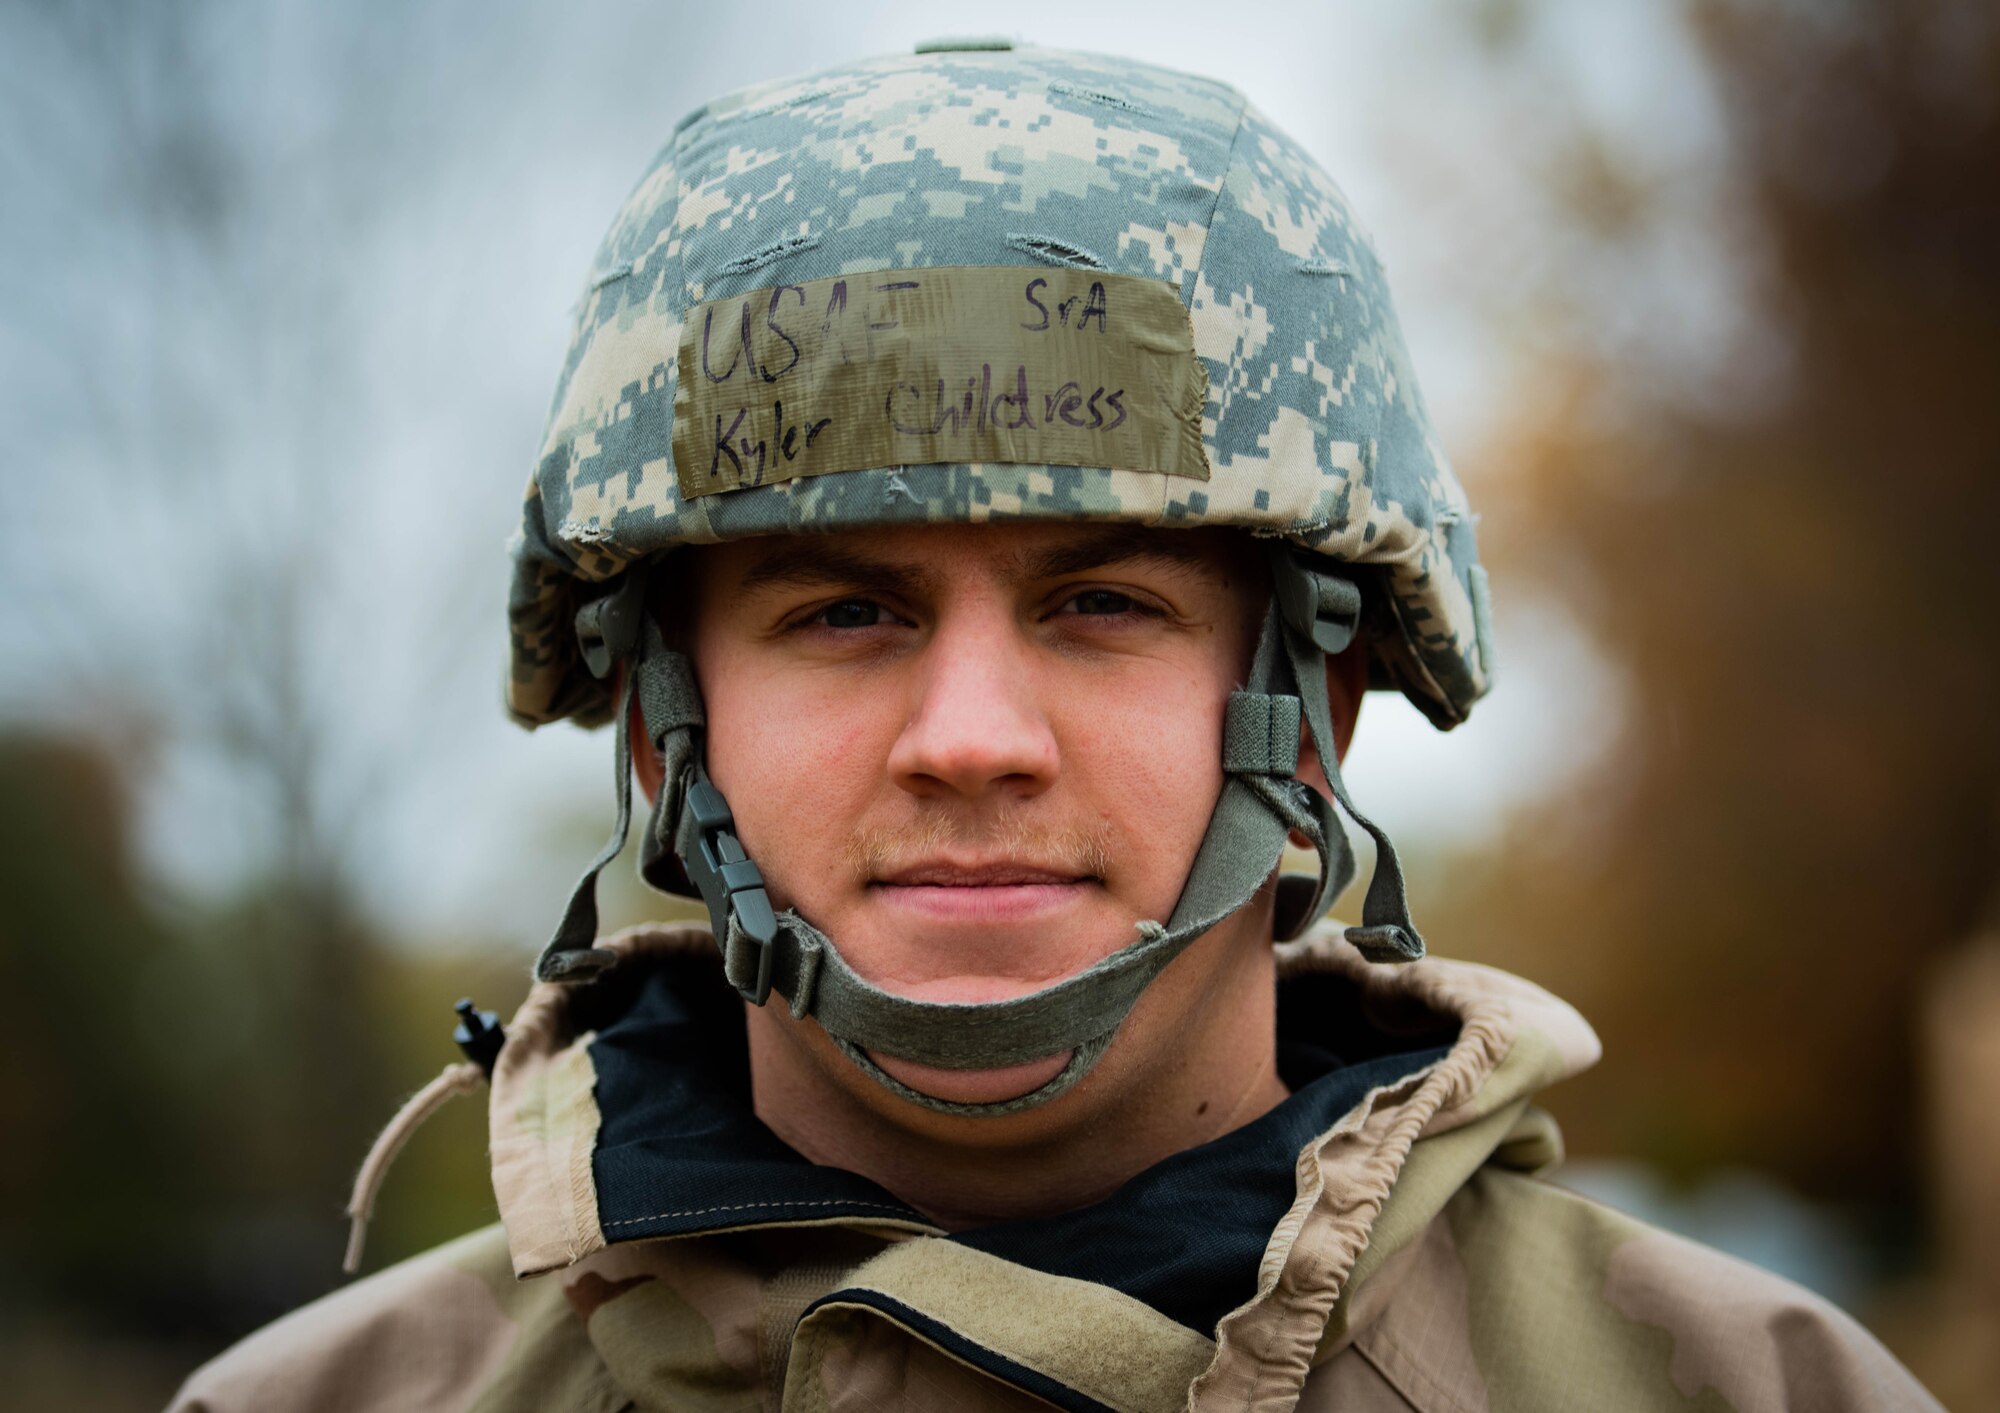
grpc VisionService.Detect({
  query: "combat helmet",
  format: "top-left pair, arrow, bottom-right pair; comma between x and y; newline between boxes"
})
507,42 -> 1495,1116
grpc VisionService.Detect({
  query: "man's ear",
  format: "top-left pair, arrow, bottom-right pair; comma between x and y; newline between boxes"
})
625,663 -> 666,806
1294,637 -> 1366,803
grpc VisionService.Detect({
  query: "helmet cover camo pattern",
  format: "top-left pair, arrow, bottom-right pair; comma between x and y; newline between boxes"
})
507,42 -> 1494,731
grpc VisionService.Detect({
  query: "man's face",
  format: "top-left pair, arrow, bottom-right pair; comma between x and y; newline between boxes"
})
684,520 -> 1270,1107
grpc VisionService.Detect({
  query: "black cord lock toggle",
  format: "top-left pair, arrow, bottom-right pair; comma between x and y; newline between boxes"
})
682,773 -> 780,1004
452,997 -> 505,1078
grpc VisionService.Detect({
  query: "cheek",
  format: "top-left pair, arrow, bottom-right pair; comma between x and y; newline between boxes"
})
700,661 -> 891,897
1060,685 -> 1227,907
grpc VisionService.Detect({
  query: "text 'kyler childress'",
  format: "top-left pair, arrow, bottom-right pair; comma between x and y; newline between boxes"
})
692,272 -> 1131,487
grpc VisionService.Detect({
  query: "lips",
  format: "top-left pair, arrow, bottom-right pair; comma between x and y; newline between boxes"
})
875,860 -> 1092,888
870,859 -> 1099,925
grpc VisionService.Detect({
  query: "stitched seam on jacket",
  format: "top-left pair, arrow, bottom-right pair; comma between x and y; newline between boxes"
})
603,1199 -> 919,1227
1352,1320 -> 1480,1408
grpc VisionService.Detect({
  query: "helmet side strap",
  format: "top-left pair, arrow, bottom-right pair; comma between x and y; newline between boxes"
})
1268,550 -> 1425,961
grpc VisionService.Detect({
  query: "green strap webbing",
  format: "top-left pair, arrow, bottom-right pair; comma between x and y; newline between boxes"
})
1222,690 -> 1302,775
739,764 -> 1298,1071
831,1027 -> 1120,1118
535,661 -> 635,983
536,618 -> 705,984
1276,603 -> 1424,962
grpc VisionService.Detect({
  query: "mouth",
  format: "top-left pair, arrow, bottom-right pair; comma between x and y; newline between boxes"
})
870,859 -> 1100,923
876,858 -> 1097,887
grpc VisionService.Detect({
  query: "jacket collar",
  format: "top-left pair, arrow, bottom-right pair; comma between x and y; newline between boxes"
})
489,923 -> 1600,1409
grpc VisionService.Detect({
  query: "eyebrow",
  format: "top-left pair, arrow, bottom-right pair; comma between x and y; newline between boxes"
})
732,524 -> 1232,604
731,525 -> 1224,599
734,543 -> 933,599
1014,526 -> 1220,582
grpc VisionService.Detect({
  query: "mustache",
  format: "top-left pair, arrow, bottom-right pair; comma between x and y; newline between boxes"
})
845,810 -> 1114,881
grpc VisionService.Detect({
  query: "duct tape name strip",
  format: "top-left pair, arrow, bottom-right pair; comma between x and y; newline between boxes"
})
672,265 -> 1211,498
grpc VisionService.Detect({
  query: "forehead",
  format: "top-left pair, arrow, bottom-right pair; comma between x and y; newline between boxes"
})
688,523 -> 1261,597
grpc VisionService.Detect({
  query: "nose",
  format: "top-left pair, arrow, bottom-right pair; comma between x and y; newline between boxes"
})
887,611 -> 1059,802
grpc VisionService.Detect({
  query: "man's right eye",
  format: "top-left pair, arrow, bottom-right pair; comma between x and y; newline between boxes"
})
817,599 -> 883,629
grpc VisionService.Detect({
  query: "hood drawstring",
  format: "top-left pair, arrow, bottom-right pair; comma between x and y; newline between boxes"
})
342,1061 -> 484,1275
342,999 -> 506,1275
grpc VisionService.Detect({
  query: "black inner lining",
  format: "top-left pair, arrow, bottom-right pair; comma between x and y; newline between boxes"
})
588,947 -> 1456,1335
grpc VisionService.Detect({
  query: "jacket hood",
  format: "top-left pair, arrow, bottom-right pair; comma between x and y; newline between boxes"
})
486,922 -> 1600,1411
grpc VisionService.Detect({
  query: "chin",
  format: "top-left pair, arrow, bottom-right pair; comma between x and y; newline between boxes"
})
867,1049 -> 1075,1105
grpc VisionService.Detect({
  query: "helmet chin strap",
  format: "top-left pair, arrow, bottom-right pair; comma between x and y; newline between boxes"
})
536,550 -> 1424,1116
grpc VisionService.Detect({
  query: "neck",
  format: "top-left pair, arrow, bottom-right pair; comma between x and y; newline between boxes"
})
743,909 -> 1289,1229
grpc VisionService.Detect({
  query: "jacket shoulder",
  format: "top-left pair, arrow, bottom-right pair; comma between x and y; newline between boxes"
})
167,1225 -> 620,1413
1341,1168 -> 1942,1413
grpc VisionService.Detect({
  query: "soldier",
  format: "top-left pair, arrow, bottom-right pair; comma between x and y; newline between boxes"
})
173,42 -> 1942,1411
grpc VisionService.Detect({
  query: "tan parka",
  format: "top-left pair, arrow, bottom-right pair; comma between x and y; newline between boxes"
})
172,925 -> 1941,1412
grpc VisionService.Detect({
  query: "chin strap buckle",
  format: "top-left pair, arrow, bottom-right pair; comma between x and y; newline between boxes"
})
682,771 -> 780,1004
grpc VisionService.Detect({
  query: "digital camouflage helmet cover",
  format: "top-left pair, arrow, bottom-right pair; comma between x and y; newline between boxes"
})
506,42 -> 1495,1115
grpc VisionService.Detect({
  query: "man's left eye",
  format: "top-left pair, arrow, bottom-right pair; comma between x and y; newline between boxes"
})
817,599 -> 883,628
1062,590 -> 1136,616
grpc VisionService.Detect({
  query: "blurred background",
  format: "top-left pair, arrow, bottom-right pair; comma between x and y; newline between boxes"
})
2,0 -> 1995,1405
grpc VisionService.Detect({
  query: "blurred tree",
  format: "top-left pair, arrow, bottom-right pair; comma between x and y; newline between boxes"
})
0,726 -> 524,1405
0,736 -> 194,1312
1431,0 -> 2000,1220
0,731 -> 381,1339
